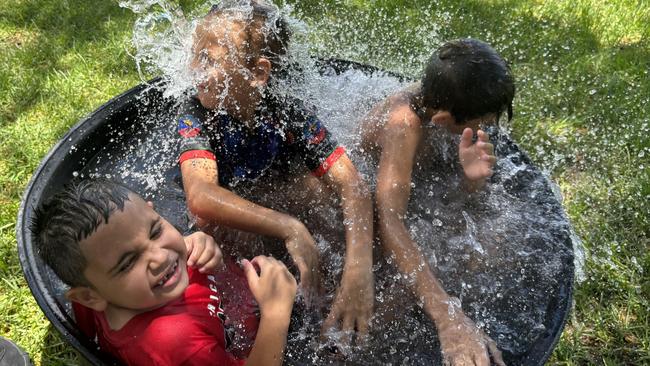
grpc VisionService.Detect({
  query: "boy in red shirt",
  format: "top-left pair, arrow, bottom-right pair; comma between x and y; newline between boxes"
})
32,178 -> 297,365
358,38 -> 514,365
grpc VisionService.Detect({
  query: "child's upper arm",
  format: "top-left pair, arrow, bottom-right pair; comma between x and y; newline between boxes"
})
375,107 -> 422,215
176,103 -> 220,195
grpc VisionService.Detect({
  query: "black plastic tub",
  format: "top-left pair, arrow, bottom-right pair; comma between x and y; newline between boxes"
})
16,59 -> 574,365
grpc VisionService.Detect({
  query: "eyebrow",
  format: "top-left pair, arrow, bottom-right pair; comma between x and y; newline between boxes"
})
108,217 -> 161,276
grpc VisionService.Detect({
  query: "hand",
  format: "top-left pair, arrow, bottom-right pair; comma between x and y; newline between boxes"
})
184,231 -> 224,273
284,221 -> 321,305
459,128 -> 496,182
242,256 -> 297,318
321,264 -> 374,347
436,304 -> 505,366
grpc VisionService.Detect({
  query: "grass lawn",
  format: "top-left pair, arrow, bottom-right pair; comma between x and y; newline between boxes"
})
1,0 -> 648,365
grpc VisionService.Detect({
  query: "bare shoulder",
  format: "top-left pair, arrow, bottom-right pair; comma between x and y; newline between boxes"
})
359,83 -> 422,150
384,83 -> 422,129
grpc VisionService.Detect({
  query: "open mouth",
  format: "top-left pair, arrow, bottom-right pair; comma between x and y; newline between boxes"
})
154,259 -> 180,289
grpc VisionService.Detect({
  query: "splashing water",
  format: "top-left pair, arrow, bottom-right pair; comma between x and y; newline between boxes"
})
57,0 -> 578,363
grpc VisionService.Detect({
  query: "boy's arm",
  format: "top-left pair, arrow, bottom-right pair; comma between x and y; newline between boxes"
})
242,256 -> 297,366
180,158 -> 320,296
376,116 -> 505,366
320,153 -> 374,342
375,112 -> 453,319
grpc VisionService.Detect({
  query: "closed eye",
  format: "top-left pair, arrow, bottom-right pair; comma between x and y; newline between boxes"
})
118,253 -> 139,273
150,217 -> 163,240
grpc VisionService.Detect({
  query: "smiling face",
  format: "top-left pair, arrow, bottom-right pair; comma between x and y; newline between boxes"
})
75,194 -> 189,317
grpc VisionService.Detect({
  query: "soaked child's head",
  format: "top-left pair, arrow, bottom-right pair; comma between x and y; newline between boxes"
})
421,38 -> 515,131
191,0 -> 291,111
32,179 -> 189,312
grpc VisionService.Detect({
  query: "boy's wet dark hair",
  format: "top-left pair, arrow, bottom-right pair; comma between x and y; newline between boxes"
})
208,0 -> 291,74
31,179 -> 133,287
421,38 -> 515,125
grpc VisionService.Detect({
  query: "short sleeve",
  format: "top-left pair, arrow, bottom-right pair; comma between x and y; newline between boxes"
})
177,97 -> 216,164
285,101 -> 345,177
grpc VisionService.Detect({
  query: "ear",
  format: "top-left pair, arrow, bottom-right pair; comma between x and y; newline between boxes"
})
251,57 -> 271,87
430,110 -> 454,127
66,286 -> 108,312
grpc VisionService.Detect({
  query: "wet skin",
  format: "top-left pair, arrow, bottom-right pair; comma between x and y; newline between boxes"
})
182,14 -> 375,347
359,82 -> 505,366
68,195 -> 190,330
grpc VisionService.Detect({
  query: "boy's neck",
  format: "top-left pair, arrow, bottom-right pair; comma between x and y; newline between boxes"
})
230,94 -> 263,130
103,299 -> 173,331
104,304 -> 141,330
408,82 -> 429,119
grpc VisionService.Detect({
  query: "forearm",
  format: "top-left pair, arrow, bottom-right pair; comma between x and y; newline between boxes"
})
378,211 -> 452,322
187,182 -> 299,240
340,183 -> 374,271
244,314 -> 291,366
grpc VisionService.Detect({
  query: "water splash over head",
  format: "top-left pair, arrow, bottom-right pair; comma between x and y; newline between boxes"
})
81,1 -> 578,363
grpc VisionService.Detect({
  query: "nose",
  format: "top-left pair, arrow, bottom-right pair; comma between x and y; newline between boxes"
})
148,245 -> 169,275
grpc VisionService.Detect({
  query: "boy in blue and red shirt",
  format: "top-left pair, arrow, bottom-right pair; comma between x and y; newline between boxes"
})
177,1 -> 374,344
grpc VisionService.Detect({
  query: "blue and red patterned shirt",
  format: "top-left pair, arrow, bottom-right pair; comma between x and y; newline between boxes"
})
176,94 -> 345,186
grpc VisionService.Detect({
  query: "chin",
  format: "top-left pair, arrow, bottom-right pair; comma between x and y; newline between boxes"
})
197,94 -> 216,110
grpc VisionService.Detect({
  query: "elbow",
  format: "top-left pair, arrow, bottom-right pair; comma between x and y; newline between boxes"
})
184,182 -> 215,220
185,190 -> 206,219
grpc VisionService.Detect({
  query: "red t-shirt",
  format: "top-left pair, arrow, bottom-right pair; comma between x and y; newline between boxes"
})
73,260 -> 259,366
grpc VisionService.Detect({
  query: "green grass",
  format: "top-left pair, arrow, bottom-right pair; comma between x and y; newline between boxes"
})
1,0 -> 648,365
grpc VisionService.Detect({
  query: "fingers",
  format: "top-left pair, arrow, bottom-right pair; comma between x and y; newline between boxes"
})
194,243 -> 214,269
184,237 -> 194,260
250,255 -> 273,272
477,129 -> 490,142
445,352 -> 473,366
320,306 -> 341,340
186,237 -> 204,267
199,248 -> 224,272
356,315 -> 370,341
340,315 -> 355,346
487,339 -> 505,366
459,127 -> 474,149
294,258 -> 311,288
242,258 -> 259,290
473,348 -> 490,366
481,154 -> 497,164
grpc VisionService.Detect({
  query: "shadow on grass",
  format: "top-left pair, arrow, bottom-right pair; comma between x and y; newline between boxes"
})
0,0 -> 136,125
40,324 -> 84,366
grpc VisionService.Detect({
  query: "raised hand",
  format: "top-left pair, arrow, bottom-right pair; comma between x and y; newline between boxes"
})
184,231 -> 225,273
459,128 -> 496,183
